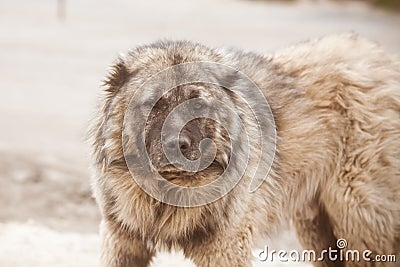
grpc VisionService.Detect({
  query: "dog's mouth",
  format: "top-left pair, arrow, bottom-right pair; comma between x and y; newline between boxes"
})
158,164 -> 195,176
157,160 -> 226,186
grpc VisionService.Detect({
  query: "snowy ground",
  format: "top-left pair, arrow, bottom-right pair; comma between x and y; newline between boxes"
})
0,0 -> 399,266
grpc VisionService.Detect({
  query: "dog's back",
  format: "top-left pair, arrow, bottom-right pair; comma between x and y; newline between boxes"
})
269,34 -> 400,262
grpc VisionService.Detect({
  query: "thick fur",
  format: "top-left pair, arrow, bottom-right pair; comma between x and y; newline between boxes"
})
89,34 -> 400,266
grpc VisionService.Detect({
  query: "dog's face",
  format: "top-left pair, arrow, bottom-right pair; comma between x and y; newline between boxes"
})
143,83 -> 237,186
98,41 -> 270,207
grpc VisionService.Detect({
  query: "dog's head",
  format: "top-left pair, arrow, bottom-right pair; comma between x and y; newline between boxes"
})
96,41 -> 252,189
97,41 -> 271,199
142,82 -> 239,186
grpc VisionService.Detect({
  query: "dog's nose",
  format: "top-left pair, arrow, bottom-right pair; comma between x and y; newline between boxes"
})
178,134 -> 191,153
165,133 -> 192,154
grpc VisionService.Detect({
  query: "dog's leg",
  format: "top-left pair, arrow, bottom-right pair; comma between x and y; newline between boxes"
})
100,219 -> 155,267
293,201 -> 343,267
323,183 -> 399,267
183,228 -> 253,267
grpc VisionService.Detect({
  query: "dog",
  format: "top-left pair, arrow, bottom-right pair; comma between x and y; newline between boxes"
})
89,34 -> 400,266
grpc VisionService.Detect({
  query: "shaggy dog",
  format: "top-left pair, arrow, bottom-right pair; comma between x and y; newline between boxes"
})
89,34 -> 400,266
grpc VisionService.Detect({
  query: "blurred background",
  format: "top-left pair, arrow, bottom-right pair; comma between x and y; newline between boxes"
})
0,0 -> 399,266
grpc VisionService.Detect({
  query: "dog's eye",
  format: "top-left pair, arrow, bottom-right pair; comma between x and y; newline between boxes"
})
193,103 -> 203,110
143,101 -> 153,109
144,101 -> 168,112
193,100 -> 206,110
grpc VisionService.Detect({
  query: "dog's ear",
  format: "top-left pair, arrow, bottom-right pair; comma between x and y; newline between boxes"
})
103,57 -> 130,94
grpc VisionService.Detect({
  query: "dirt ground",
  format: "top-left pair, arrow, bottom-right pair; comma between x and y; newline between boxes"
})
0,0 -> 399,266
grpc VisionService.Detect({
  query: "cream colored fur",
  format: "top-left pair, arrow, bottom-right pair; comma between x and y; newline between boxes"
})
89,34 -> 400,266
